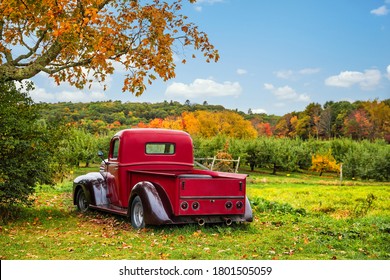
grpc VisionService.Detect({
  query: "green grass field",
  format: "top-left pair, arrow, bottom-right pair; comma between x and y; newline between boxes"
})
1,168 -> 389,260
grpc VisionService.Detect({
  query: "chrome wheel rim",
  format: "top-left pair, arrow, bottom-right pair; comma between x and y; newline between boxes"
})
78,191 -> 88,212
133,201 -> 144,228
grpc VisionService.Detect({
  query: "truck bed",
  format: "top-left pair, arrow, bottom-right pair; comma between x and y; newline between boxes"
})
129,169 -> 247,217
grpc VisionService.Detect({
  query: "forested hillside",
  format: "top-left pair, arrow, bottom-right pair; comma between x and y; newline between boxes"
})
38,99 -> 390,141
34,99 -> 390,183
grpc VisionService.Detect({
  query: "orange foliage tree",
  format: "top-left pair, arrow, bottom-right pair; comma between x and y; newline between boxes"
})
362,100 -> 390,140
145,110 -> 258,139
0,0 -> 219,95
161,116 -> 184,130
148,118 -> 163,128
183,111 -> 258,138
256,122 -> 272,137
343,108 -> 373,140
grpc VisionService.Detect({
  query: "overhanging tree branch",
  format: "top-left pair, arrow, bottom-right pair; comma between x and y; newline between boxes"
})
14,30 -> 48,65
0,0 -> 219,94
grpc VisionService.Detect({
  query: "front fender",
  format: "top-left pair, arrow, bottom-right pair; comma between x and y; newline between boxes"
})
130,181 -> 173,226
73,172 -> 106,206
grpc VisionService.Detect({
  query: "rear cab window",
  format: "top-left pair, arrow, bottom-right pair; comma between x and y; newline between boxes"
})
145,143 -> 175,155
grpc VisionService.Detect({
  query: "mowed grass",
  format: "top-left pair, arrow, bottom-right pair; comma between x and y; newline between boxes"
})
0,168 -> 389,260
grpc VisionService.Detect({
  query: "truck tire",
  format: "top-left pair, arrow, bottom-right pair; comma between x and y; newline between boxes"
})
131,196 -> 145,229
76,188 -> 89,212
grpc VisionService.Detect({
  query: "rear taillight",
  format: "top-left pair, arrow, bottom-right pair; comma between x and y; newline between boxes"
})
181,201 -> 188,210
192,201 -> 200,210
225,201 -> 233,209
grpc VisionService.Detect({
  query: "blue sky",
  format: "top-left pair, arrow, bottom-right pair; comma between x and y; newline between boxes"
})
30,0 -> 390,116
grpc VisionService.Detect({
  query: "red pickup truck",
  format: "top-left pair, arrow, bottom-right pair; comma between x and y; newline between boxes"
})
73,128 -> 252,229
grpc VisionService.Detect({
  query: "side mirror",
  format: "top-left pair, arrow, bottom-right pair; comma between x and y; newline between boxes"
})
97,150 -> 104,158
97,151 -> 107,165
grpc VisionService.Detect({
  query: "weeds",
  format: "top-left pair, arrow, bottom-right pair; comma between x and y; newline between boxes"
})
353,193 -> 376,217
250,197 -> 306,216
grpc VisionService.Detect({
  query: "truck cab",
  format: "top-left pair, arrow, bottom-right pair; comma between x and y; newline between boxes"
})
73,128 -> 252,229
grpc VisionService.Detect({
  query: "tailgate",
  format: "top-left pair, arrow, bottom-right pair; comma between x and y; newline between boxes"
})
177,176 -> 246,216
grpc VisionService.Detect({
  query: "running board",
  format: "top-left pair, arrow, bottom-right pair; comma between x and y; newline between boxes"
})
90,204 -> 128,216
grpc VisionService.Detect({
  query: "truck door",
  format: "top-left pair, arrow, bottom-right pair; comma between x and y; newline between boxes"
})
106,137 -> 121,206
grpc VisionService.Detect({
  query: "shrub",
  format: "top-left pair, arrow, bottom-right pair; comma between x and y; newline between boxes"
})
0,82 -> 58,221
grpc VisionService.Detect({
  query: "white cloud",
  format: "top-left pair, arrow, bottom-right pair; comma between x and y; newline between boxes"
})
273,85 -> 297,100
299,68 -> 321,75
29,87 -> 56,102
325,69 -> 382,90
111,57 -> 131,73
236,68 -> 248,75
30,86 -> 108,103
275,70 -> 294,79
29,71 -> 110,103
252,108 -> 267,114
264,83 -> 275,91
165,78 -> 242,98
57,90 -> 107,102
387,65 -> 390,80
194,6 -> 202,12
263,83 -> 310,102
275,68 -> 320,80
371,5 -> 389,16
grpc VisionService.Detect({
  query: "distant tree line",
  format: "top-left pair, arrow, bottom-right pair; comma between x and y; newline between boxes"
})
38,100 -> 229,135
37,98 -> 390,142
272,101 -> 390,141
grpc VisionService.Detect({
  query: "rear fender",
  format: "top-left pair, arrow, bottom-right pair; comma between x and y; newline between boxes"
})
244,196 -> 253,222
129,181 -> 173,225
